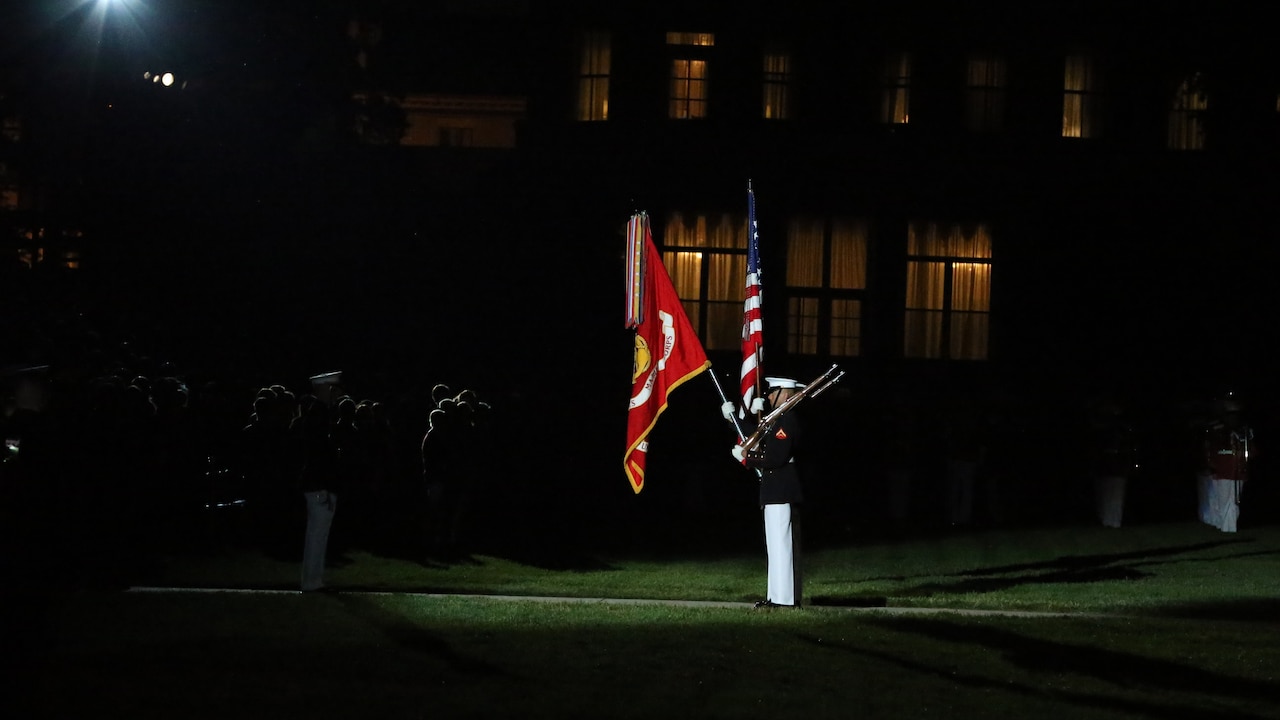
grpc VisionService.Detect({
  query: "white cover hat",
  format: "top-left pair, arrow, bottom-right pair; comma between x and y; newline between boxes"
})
765,376 -> 804,390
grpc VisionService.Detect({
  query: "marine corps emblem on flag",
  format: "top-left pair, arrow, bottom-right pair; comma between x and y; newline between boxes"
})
633,335 -> 651,383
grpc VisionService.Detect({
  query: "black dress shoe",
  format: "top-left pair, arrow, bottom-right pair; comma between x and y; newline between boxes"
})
753,600 -> 796,610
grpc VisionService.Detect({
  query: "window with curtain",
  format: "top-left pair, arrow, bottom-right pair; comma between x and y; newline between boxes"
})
881,51 -> 911,124
966,54 -> 1006,133
762,50 -> 791,120
904,221 -> 992,360
575,30 -> 610,122
438,126 -> 473,147
1063,52 -> 1103,138
662,211 -> 746,351
668,32 -> 714,119
1168,72 -> 1208,150
785,216 -> 868,357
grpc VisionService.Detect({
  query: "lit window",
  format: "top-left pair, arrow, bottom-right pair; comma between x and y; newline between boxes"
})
666,32 -> 714,46
966,55 -> 1006,133
439,126 -> 473,147
576,30 -> 610,121
762,51 -> 791,120
671,60 -> 708,119
662,211 -> 746,351
788,297 -> 820,354
785,217 -> 868,357
904,221 -> 992,360
1063,52 -> 1103,138
2,116 -> 20,142
1169,72 -> 1208,151
668,32 -> 713,119
881,52 -> 911,124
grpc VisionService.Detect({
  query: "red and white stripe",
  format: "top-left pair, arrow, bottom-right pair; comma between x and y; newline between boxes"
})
740,185 -> 763,413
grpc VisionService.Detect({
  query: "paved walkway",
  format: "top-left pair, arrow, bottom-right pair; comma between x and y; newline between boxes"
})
127,586 -> 1110,618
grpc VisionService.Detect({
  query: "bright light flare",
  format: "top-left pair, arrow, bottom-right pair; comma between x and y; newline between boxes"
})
62,0 -> 154,61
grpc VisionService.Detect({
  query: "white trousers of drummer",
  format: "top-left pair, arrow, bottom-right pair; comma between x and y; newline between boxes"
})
1199,472 -> 1240,533
764,503 -> 796,606
302,490 -> 336,591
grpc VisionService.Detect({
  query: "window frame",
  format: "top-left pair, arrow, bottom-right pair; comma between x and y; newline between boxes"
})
575,30 -> 611,122
660,210 -> 747,351
903,221 -> 993,361
1168,71 -> 1208,151
880,51 -> 912,125
762,48 -> 792,120
667,32 -> 715,120
965,54 -> 1007,133
784,216 -> 869,358
1062,51 -> 1104,139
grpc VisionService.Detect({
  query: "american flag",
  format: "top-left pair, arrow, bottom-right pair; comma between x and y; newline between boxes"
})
740,182 -> 763,415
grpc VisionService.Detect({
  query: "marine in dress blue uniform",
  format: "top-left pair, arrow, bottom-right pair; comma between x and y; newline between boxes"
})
728,377 -> 804,609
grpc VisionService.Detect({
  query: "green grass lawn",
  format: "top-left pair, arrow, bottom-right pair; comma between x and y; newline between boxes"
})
8,519 -> 1279,719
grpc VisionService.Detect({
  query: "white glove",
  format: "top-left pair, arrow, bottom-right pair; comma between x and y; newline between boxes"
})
731,445 -> 746,462
721,401 -> 737,421
750,397 -> 765,414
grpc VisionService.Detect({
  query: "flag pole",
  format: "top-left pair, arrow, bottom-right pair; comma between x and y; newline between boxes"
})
709,370 -> 763,479
708,370 -> 746,442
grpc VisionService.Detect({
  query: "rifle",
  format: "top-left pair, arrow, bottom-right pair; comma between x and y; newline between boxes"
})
739,364 -> 845,454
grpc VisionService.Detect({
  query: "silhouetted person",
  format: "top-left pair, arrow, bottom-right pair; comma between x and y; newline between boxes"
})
1198,394 -> 1253,533
328,395 -> 361,551
880,393 -> 918,530
295,396 -> 339,591
431,383 -> 453,409
420,407 -> 461,559
150,374 -> 203,545
942,396 -> 987,527
240,388 -> 296,554
448,389 -> 495,554
354,400 -> 398,550
1088,398 -> 1137,528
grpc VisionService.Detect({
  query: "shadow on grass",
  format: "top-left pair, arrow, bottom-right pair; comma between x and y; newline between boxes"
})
1150,597 -> 1280,623
326,593 -> 507,676
802,615 -> 1278,720
835,538 -> 1263,603
478,543 -> 619,572
808,594 -> 889,608
859,538 -> 1254,584
947,539 -> 1256,578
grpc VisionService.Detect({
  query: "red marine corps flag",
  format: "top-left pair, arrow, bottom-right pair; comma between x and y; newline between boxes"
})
624,212 -> 711,494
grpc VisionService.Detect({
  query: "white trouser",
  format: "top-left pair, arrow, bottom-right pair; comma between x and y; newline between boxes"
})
1202,475 -> 1240,533
764,503 -> 795,606
302,490 -> 336,591
1095,475 -> 1126,528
